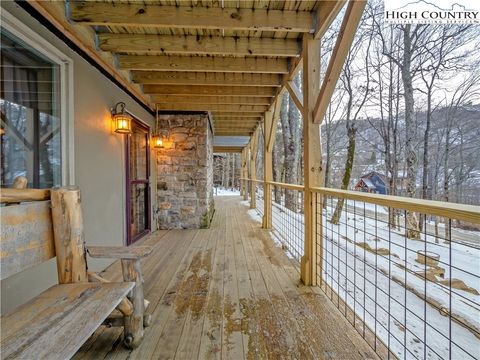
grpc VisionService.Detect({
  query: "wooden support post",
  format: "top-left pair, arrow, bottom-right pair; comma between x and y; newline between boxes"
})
240,150 -> 244,197
249,128 -> 259,209
121,258 -> 145,349
263,110 -> 274,229
50,186 -> 88,284
300,34 -> 323,286
242,147 -> 249,201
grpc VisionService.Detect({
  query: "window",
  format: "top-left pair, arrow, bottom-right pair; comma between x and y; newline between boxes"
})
0,13 -> 72,188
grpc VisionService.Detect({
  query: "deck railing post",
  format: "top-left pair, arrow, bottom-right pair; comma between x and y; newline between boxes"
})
263,111 -> 273,229
249,129 -> 258,209
301,34 -> 323,286
240,149 -> 245,197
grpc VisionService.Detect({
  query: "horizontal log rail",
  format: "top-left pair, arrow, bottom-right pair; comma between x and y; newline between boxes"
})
240,178 -> 480,224
240,178 -> 305,192
268,181 -> 305,192
0,188 -> 51,203
311,186 -> 480,224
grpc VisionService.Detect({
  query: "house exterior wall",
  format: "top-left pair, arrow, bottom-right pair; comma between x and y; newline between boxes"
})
156,114 -> 214,229
0,2 -> 155,314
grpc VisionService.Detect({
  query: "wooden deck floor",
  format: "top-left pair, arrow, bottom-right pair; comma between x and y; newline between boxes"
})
74,196 -> 378,360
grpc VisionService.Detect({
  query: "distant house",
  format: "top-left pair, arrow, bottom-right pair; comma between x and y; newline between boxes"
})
354,171 -> 388,195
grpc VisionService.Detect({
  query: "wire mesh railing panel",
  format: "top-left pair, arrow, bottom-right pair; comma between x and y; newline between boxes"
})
270,184 -> 305,263
314,192 -> 480,360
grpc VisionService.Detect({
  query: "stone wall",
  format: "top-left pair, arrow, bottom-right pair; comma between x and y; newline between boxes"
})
156,114 -> 214,229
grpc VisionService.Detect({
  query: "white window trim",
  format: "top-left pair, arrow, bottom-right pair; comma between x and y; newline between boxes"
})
1,9 -> 75,186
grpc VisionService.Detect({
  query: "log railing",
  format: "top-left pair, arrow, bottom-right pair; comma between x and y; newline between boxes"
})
241,178 -> 480,360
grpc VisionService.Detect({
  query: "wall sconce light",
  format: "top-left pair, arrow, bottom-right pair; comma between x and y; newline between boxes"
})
152,105 -> 169,149
152,133 -> 164,148
112,102 -> 132,134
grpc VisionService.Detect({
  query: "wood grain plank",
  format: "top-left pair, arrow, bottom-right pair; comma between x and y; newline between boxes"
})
70,3 -> 313,32
197,212 -> 226,360
1,282 -> 134,360
0,201 -> 55,280
175,226 -> 220,359
150,229 -> 211,359
87,245 -> 152,259
222,200 -> 245,359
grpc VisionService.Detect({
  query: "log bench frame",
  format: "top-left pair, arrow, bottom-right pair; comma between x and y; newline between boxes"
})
0,184 -> 152,358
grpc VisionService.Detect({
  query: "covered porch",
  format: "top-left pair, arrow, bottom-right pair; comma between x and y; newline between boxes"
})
1,0 -> 479,359
74,196 -> 377,359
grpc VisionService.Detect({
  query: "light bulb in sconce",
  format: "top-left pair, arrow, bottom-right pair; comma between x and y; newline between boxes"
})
112,102 -> 132,134
153,134 -> 164,148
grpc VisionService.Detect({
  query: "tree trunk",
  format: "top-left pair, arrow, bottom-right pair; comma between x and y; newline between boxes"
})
231,154 -> 235,189
272,138 -> 282,204
281,78 -> 301,210
401,25 -> 420,240
330,125 -> 356,224
419,90 -> 432,231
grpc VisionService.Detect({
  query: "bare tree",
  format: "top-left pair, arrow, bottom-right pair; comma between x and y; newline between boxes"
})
331,10 -> 374,224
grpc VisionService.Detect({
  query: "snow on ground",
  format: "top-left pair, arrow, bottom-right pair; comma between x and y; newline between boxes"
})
247,193 -> 480,360
247,209 -> 263,223
214,187 -> 240,196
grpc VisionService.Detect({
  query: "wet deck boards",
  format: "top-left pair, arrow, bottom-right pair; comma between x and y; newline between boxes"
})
73,196 -> 379,360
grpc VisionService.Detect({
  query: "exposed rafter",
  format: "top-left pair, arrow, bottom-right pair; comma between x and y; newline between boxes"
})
211,112 -> 264,118
132,71 -> 282,87
70,3 -> 314,33
213,146 -> 243,153
153,96 -> 272,106
118,55 -> 289,74
215,131 -> 253,136
145,85 -> 276,97
156,103 -> 268,112
98,34 -> 300,57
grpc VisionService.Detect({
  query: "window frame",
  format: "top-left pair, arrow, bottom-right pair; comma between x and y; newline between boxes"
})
1,9 -> 74,186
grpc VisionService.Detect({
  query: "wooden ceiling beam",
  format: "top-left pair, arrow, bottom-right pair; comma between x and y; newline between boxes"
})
98,34 -> 300,57
132,71 -> 282,87
156,103 -> 268,112
153,96 -> 272,106
213,147 -> 243,153
214,120 -> 260,124
213,116 -> 262,124
23,1 -> 152,111
70,2 -> 314,33
215,125 -> 258,129
145,85 -> 276,97
212,112 -> 264,118
118,55 -> 288,74
214,131 -> 253,136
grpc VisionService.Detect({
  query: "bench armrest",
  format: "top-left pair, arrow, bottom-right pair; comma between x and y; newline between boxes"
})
87,246 -> 153,260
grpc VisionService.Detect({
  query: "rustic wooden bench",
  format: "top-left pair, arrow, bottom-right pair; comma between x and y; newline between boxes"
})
0,184 -> 152,359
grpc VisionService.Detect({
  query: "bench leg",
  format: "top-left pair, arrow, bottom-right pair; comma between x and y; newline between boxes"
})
121,259 -> 145,349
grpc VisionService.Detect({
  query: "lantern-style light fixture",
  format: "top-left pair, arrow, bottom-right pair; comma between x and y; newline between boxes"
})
152,105 -> 169,149
112,102 -> 132,134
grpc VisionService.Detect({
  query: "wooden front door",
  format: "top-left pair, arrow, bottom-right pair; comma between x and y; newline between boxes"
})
125,118 -> 150,245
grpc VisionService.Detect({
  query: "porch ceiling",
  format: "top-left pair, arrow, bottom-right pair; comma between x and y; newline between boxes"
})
213,135 -> 250,153
27,0 -> 346,144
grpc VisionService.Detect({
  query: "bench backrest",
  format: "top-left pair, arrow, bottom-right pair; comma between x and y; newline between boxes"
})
1,186 -> 88,283
0,201 -> 55,280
